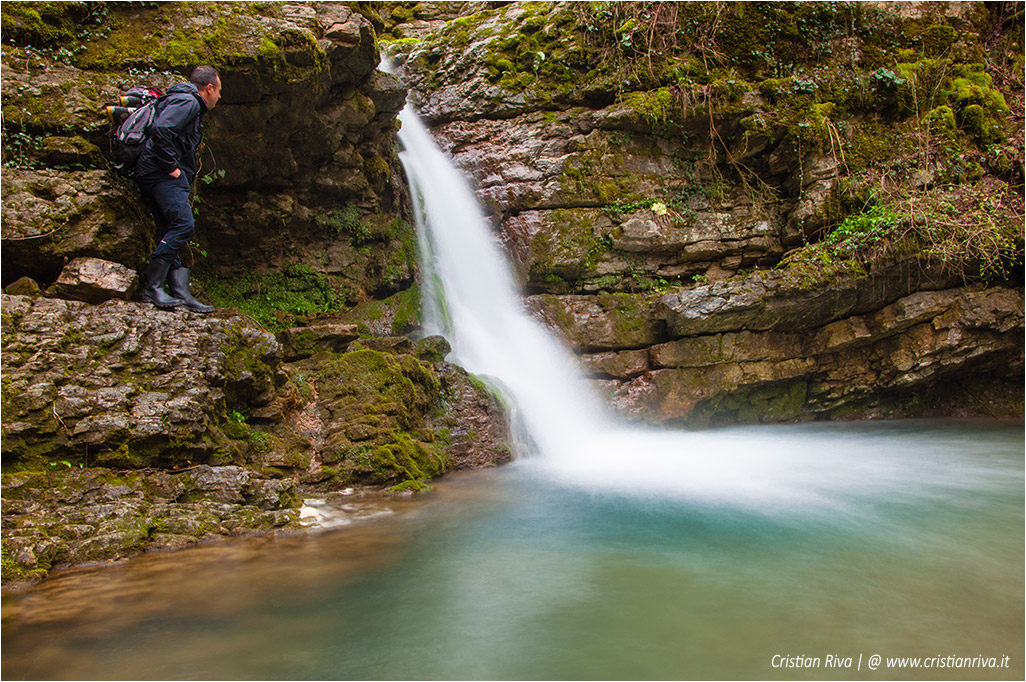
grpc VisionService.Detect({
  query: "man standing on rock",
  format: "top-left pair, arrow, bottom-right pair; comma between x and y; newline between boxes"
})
136,65 -> 221,313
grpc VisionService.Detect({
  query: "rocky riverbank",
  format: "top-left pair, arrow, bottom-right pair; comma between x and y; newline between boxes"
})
2,294 -> 511,586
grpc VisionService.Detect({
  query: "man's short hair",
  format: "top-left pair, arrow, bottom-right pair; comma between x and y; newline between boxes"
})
190,65 -> 220,87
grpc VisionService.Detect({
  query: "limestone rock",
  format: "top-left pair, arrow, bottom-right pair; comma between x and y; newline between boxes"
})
4,277 -> 42,297
528,292 -> 667,352
604,286 -> 1024,426
655,259 -> 962,337
0,170 -> 151,284
48,257 -> 139,303
1,295 -> 279,467
1,466 -> 300,585
277,322 -> 360,361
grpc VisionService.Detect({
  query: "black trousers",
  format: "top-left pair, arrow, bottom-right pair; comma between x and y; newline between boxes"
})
137,173 -> 194,268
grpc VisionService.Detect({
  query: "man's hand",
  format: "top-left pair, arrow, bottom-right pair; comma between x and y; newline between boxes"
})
169,168 -> 181,178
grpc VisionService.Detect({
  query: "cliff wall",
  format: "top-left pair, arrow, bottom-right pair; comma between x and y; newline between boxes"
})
386,0 -> 1024,425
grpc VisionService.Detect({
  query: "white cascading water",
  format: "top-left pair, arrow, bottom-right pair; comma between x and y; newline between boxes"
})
391,71 -> 1003,514
398,106 -> 609,459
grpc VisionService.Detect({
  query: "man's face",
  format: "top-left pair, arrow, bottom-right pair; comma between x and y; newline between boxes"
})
201,76 -> 222,110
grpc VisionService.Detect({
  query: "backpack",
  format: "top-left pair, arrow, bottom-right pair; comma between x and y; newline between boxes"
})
105,86 -> 164,177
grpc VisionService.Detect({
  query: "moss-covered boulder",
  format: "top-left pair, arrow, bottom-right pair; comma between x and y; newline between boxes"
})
1,170 -> 152,284
266,343 -> 512,490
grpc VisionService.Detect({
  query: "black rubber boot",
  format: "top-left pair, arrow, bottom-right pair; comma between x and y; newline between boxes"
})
167,267 -> 214,313
140,259 -> 184,309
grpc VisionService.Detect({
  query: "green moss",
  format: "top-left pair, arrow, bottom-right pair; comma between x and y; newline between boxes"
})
314,349 -> 439,421
391,285 -> 421,335
924,104 -> 957,132
204,263 -> 352,332
622,87 -> 674,124
258,36 -> 283,64
1,540 -> 48,584
690,381 -> 809,427
0,2 -> 89,47
353,432 -> 447,485
364,155 -> 392,186
301,347 -> 451,487
780,204 -> 903,287
596,292 -> 653,340
846,125 -> 892,172
71,3 -> 322,72
387,479 -> 429,493
949,70 -> 1009,114
959,104 -> 1000,144
919,24 -> 957,56
220,327 -> 276,389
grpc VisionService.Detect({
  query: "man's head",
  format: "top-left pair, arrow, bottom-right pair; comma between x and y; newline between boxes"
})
190,65 -> 222,110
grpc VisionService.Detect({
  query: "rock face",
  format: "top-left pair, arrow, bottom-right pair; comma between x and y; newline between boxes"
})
624,282 -> 1023,425
387,1 -> 1025,424
1,2 -> 413,324
2,295 -> 281,468
0,2 -> 512,587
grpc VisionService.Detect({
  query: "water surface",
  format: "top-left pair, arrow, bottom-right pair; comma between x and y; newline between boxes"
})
3,419 -> 1022,680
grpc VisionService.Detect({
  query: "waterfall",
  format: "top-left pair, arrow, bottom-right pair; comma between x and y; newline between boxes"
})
397,105 -> 608,459
388,69 -> 1001,513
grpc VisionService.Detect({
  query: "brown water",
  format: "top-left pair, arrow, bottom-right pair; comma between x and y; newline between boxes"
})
2,420 -> 1023,680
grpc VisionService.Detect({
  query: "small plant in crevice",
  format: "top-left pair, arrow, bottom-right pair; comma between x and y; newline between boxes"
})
318,203 -> 372,245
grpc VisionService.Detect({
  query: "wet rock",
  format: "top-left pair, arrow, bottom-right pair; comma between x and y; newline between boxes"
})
414,335 -> 452,362
606,286 -> 1024,426
580,348 -> 651,380
4,277 -> 42,297
37,136 -> 105,167
1,465 -> 303,585
277,323 -> 360,361
527,292 -> 667,352
654,259 -> 962,337
430,364 -> 514,471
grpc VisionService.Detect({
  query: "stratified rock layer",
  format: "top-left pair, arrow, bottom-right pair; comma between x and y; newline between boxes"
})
388,1 -> 1024,425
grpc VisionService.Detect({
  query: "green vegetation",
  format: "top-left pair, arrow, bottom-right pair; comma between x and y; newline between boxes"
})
317,203 -> 371,245
203,264 -> 354,332
0,2 -> 110,48
1,540 -> 48,584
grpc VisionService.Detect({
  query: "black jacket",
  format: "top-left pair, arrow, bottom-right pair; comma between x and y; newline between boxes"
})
135,82 -> 207,182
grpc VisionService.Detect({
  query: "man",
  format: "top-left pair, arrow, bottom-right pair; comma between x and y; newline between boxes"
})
136,65 -> 222,313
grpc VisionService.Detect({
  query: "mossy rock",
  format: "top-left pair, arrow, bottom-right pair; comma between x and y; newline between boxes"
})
0,2 -> 101,47
340,432 -> 448,486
